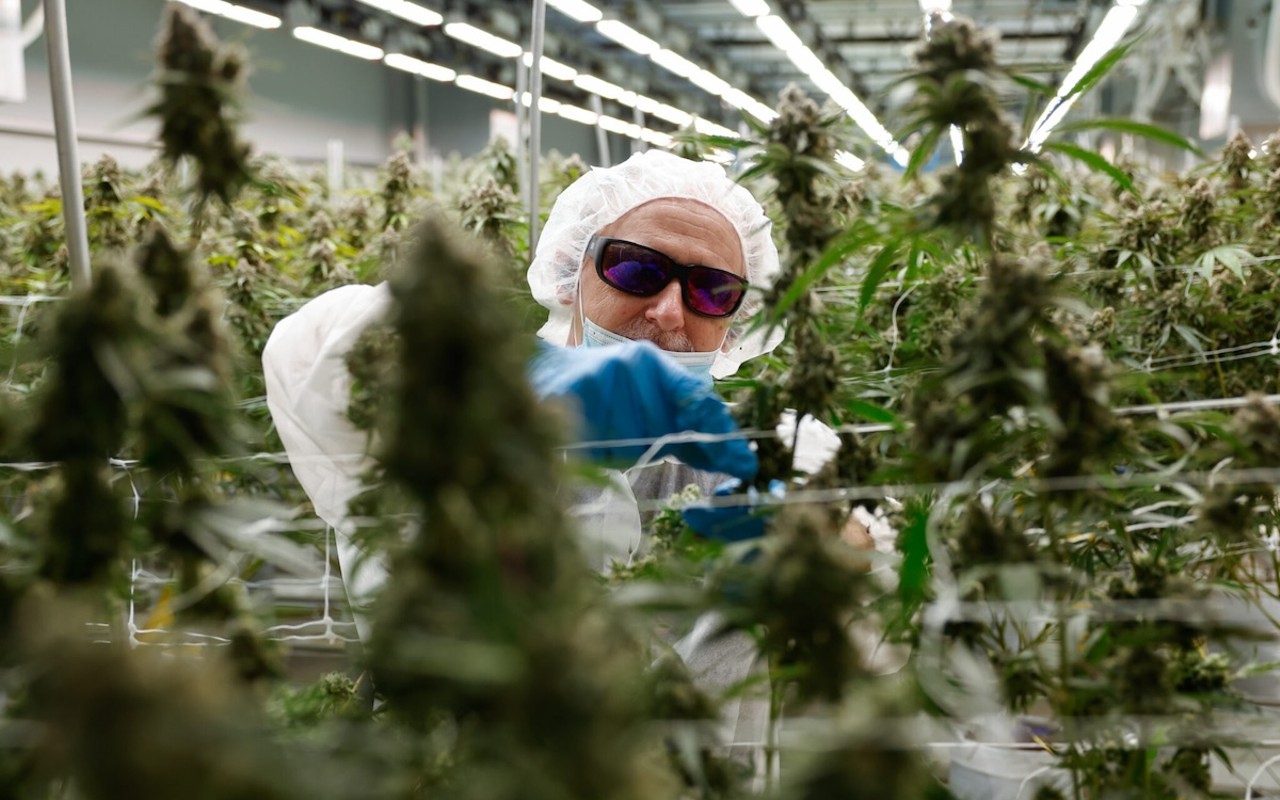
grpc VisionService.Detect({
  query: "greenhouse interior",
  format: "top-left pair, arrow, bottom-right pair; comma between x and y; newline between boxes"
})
3,0 -> 1280,797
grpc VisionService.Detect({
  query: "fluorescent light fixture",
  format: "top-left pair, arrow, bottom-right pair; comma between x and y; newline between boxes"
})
556,104 -> 600,125
651,49 -> 701,78
729,0 -> 771,17
649,102 -> 694,126
632,95 -> 661,114
720,87 -> 756,111
518,93 -> 563,113
444,22 -> 522,58
688,69 -> 731,96
598,114 -> 643,138
455,74 -> 515,100
547,0 -> 603,23
293,26 -> 384,60
743,99 -> 778,123
738,8 -> 908,163
353,0 -> 442,27
384,53 -> 456,81
949,125 -> 964,165
523,52 -> 578,81
573,73 -> 628,100
177,0 -> 281,28
835,150 -> 866,172
788,47 -> 827,78
1025,0 -> 1145,151
641,128 -> 674,147
694,118 -> 737,138
756,15 -> 805,52
596,20 -> 660,55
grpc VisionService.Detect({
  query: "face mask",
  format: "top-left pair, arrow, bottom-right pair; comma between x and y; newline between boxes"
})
580,313 -> 720,386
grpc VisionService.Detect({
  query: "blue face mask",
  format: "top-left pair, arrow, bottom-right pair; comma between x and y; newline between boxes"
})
580,313 -> 719,386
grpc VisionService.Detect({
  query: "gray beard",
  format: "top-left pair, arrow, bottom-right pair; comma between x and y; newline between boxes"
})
612,317 -> 695,352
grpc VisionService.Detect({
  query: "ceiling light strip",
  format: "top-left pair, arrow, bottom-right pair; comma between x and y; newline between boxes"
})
444,22 -> 523,58
293,26 -> 384,60
731,4 -> 906,163
523,52 -> 578,81
175,0 -> 281,29
1025,0 -> 1147,152
454,74 -> 515,100
547,0 -> 603,24
353,0 -> 442,27
384,53 -> 456,82
595,19 -> 661,55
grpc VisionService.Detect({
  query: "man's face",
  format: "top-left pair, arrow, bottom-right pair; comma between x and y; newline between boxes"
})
569,198 -> 745,353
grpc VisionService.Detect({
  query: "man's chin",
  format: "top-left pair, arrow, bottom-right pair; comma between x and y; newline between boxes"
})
614,322 -> 694,353
642,334 -> 694,353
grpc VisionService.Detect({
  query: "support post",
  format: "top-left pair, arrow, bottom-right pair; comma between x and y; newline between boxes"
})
43,0 -> 90,289
527,0 -> 547,254
590,94 -> 610,168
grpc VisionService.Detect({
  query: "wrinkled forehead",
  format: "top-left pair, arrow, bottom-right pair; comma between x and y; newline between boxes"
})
592,197 -> 746,277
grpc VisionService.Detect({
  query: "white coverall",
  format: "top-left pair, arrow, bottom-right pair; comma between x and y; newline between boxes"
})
262,282 -> 841,773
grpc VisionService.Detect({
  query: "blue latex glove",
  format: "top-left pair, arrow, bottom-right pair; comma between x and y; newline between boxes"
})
681,478 -> 786,542
528,340 -> 757,481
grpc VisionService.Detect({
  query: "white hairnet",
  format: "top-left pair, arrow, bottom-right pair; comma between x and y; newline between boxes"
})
528,149 -> 784,379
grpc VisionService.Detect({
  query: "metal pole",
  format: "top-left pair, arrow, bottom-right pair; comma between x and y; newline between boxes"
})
527,0 -> 546,254
326,139 -> 344,194
632,105 -> 644,155
514,58 -> 528,220
42,0 -> 90,289
589,94 -> 610,168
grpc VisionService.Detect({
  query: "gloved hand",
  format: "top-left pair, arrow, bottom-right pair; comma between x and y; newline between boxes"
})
680,478 -> 786,542
528,340 -> 757,481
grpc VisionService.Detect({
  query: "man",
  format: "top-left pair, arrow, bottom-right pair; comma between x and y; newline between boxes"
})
264,148 -> 836,775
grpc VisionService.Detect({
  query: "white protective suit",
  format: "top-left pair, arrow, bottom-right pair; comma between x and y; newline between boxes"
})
262,282 -> 842,773
264,150 -> 844,778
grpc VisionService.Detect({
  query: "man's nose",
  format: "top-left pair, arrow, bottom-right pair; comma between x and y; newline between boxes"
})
645,281 -> 685,331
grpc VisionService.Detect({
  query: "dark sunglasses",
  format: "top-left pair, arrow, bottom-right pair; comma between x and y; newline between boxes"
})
587,235 -> 750,319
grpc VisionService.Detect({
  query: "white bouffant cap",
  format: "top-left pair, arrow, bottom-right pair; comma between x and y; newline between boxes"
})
527,149 -> 784,378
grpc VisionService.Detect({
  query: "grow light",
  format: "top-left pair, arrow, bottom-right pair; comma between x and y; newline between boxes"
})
595,20 -> 661,56
444,22 -> 521,59
598,114 -> 643,138
293,26 -> 383,60
523,52 -> 577,82
631,95 -> 693,127
694,118 -> 737,138
518,92 -> 563,114
835,150 -> 866,172
384,53 -> 455,82
1024,0 -> 1148,152
734,10 -> 907,165
640,128 -> 674,147
729,0 -> 770,17
650,49 -> 700,79
455,74 -> 514,100
353,0 -> 441,27
542,8 -> 775,128
573,73 -> 629,101
645,100 -> 693,127
555,104 -> 600,125
685,69 -> 728,97
176,0 -> 280,29
546,0 -> 602,24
